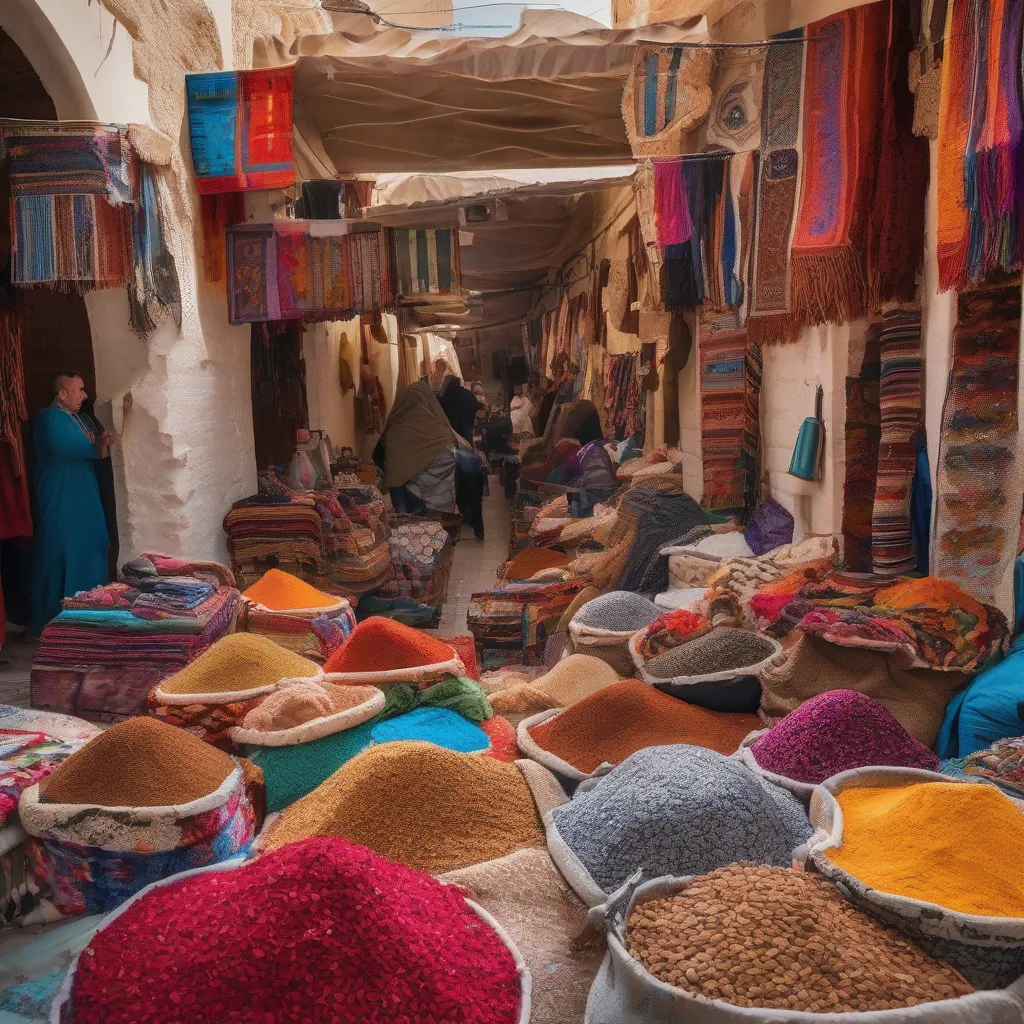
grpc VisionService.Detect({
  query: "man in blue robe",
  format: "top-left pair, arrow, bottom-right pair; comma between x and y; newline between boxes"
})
30,373 -> 111,635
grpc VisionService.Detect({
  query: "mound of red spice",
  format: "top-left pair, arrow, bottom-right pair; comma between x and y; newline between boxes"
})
324,616 -> 458,673
69,837 -> 522,1024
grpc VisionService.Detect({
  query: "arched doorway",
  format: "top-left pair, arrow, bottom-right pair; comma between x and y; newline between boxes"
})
0,27 -> 118,635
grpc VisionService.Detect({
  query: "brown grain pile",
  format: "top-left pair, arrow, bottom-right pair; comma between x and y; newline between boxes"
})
160,633 -> 320,694
626,864 -> 974,1013
261,740 -> 547,873
40,717 -> 234,807
528,679 -> 761,774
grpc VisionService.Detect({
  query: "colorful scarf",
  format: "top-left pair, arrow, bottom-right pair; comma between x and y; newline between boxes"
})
186,67 -> 294,195
867,0 -> 931,308
747,30 -> 804,342
841,335 -> 881,571
127,163 -> 181,337
789,4 -> 886,326
871,309 -> 923,576
935,0 -> 978,288
228,222 -> 393,324
391,229 -> 462,298
933,275 -> 1023,604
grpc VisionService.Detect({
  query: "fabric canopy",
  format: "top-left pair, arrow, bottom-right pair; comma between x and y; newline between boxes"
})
290,11 -> 706,173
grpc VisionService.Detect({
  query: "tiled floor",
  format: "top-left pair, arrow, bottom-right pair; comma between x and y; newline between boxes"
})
431,481 -> 512,636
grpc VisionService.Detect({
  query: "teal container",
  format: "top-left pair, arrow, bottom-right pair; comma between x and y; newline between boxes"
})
788,385 -> 824,482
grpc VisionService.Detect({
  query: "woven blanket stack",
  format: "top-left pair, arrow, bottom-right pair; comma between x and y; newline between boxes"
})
326,485 -> 393,597
30,554 -> 240,721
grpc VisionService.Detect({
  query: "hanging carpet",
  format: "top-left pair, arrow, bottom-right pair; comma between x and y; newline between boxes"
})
391,229 -> 462,300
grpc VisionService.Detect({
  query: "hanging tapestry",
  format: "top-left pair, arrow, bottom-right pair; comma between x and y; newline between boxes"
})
962,0 -> 1024,285
0,121 -> 134,290
871,309 -> 923,576
867,0 -> 930,309
704,46 -> 766,152
788,4 -> 886,326
127,163 -> 181,337
841,334 -> 881,571
227,222 -> 392,325
747,30 -> 804,336
742,336 -> 763,519
933,276 -> 1024,604
935,0 -> 975,289
390,229 -> 461,299
605,353 -> 644,440
621,44 -> 715,158
0,285 -> 31,541
698,308 -> 748,514
200,192 -> 245,288
186,67 -> 294,195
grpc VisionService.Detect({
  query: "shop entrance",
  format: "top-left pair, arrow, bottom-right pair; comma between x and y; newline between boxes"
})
0,28 -> 118,632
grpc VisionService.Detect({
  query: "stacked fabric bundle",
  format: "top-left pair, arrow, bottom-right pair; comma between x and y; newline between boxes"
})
261,741 -> 554,875
240,568 -> 355,661
325,484 -> 393,596
148,632 -> 322,750
30,557 -> 240,720
0,706 -> 101,926
468,580 -> 588,669
20,717 -> 263,918
57,837 -> 527,1024
568,592 -> 661,675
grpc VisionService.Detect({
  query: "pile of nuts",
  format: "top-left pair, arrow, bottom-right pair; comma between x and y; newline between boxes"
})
626,864 -> 974,1013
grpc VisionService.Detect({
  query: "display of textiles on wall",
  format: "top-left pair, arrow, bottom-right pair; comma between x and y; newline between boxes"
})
186,67 -> 294,195
933,276 -> 1023,604
698,308 -> 759,516
622,44 -> 715,158
841,335 -> 881,572
935,0 -> 1024,290
390,229 -> 462,300
227,222 -> 393,325
0,120 -> 180,337
657,151 -> 756,313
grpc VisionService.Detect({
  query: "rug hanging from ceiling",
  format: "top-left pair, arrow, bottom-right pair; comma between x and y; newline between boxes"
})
870,308 -> 923,576
933,275 -> 1024,604
390,229 -> 462,300
227,223 -> 393,324
698,308 -> 750,514
747,29 -> 804,343
200,193 -> 246,289
127,163 -> 182,338
788,3 -> 886,326
866,0 -> 930,309
840,334 -> 881,572
186,67 -> 294,195
0,121 -> 134,291
621,44 -> 715,158
704,45 -> 766,152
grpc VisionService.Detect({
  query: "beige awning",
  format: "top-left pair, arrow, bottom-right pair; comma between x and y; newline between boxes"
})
290,11 -> 706,174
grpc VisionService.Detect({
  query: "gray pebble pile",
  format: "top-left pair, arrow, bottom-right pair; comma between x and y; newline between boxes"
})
549,745 -> 812,892
646,629 -> 776,678
572,592 -> 661,632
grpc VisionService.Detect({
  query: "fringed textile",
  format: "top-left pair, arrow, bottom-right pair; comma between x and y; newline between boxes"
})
186,68 -> 294,195
788,4 -> 886,326
391,229 -> 461,299
698,309 -> 748,514
228,222 -> 392,324
871,309 -> 923,576
748,30 -> 804,339
867,0 -> 930,308
200,192 -> 245,288
935,0 -> 976,289
127,163 -> 181,338
841,336 -> 881,571
604,353 -> 644,440
0,285 -> 31,540
933,276 -> 1023,604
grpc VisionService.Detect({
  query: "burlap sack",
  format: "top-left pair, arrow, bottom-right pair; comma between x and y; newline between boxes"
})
757,633 -> 965,747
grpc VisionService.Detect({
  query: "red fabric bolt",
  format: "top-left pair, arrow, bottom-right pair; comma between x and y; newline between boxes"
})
324,616 -> 457,673
70,837 -> 522,1024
